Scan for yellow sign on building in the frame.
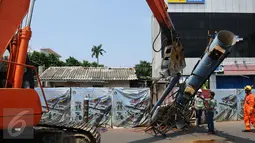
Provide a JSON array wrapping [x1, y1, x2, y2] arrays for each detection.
[[168, 0, 186, 3], [168, 0, 205, 3]]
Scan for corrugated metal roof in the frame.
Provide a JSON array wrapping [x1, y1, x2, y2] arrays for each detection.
[[39, 66, 138, 81]]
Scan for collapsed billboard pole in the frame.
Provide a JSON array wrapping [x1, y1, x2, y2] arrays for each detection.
[[177, 30, 237, 105], [146, 30, 237, 136]]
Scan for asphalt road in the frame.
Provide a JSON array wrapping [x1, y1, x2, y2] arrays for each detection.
[[100, 121, 255, 143]]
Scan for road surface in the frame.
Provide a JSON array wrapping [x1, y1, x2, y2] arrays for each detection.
[[100, 121, 255, 143]]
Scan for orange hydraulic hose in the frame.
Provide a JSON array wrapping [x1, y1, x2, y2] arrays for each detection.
[[13, 27, 31, 88], [5, 35, 19, 87]]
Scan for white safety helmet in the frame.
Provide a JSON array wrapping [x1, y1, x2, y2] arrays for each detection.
[[198, 89, 202, 93]]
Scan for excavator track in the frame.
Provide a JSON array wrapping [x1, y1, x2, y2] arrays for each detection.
[[1, 123, 100, 143], [33, 118, 101, 143], [0, 119, 101, 143], [34, 124, 101, 143]]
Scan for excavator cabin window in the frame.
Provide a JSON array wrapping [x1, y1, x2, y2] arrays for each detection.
[[0, 50, 10, 87]]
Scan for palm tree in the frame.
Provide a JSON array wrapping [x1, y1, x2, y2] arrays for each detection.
[[91, 44, 106, 65]]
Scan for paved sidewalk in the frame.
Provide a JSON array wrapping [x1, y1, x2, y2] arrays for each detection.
[[100, 121, 255, 143]]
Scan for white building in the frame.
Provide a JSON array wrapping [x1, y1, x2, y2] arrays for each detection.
[[152, 0, 255, 89], [40, 48, 61, 58], [28, 47, 61, 58]]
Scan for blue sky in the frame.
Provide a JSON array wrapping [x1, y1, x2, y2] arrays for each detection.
[[29, 0, 152, 67]]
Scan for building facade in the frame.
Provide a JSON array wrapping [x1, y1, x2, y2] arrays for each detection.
[[152, 0, 255, 89]]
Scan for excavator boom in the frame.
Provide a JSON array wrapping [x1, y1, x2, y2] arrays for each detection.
[[0, 0, 30, 58], [146, 0, 175, 41]]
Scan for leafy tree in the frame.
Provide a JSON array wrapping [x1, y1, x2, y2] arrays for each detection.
[[90, 62, 98, 67], [98, 64, 104, 67], [57, 60, 66, 66], [27, 49, 106, 69], [89, 62, 103, 67], [39, 53, 49, 67], [28, 51, 64, 69], [28, 51, 49, 68], [91, 44, 106, 64], [82, 60, 91, 67], [134, 60, 152, 80], [65, 56, 81, 66], [48, 53, 60, 67]]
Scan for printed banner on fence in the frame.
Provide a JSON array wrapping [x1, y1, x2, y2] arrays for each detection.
[[213, 89, 244, 121], [71, 87, 112, 126], [111, 88, 151, 127], [35, 87, 71, 122], [35, 87, 246, 126]]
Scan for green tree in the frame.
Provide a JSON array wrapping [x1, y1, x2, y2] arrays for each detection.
[[28, 51, 66, 69], [27, 50, 107, 68], [98, 64, 104, 67], [65, 56, 81, 66], [82, 60, 91, 67], [48, 53, 61, 67], [28, 51, 49, 68], [91, 44, 106, 64], [91, 62, 98, 67], [57, 60, 66, 66], [134, 60, 152, 80]]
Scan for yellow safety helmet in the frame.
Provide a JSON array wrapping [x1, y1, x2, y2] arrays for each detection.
[[244, 85, 252, 91]]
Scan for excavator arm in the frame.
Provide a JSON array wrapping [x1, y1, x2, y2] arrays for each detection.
[[0, 0, 30, 58], [146, 0, 175, 41], [146, 0, 186, 78]]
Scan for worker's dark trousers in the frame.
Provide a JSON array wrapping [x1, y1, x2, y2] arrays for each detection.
[[195, 109, 203, 126], [207, 111, 214, 132]]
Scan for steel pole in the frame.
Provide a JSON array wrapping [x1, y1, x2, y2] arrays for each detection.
[[150, 73, 181, 115], [26, 0, 36, 27], [180, 30, 237, 104]]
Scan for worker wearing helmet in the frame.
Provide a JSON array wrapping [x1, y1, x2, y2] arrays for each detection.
[[194, 89, 205, 127], [243, 85, 255, 132]]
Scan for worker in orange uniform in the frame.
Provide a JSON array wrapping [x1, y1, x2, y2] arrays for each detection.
[[242, 85, 255, 132]]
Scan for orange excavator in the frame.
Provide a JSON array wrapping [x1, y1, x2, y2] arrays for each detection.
[[0, 0, 180, 142]]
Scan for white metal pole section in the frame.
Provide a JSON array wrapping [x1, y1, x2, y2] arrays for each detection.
[[26, 0, 36, 27]]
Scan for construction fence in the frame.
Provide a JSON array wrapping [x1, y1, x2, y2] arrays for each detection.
[[35, 87, 246, 128], [35, 87, 151, 128], [163, 87, 245, 122]]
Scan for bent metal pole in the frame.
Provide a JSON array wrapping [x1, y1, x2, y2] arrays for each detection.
[[150, 73, 181, 115]]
